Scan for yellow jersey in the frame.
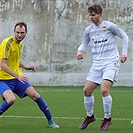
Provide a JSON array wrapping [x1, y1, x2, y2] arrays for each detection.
[[0, 36, 23, 80]]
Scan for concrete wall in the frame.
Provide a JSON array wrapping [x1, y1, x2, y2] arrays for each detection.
[[0, 0, 132, 86]]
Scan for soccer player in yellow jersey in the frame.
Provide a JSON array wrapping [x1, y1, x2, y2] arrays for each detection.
[[0, 22, 59, 128]]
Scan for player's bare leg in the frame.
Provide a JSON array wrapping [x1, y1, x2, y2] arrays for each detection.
[[0, 90, 16, 115]]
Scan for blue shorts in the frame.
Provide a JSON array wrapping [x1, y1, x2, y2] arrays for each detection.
[[0, 78, 31, 98]]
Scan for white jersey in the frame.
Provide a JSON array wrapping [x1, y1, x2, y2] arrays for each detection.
[[78, 21, 128, 63]]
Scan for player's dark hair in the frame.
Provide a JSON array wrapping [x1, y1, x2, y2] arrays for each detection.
[[88, 4, 102, 14], [14, 22, 27, 32]]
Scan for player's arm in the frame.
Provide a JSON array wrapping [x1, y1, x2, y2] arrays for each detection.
[[76, 43, 87, 60], [110, 23, 128, 63], [19, 62, 36, 72], [76, 27, 90, 60], [1, 58, 28, 83], [120, 54, 127, 63], [76, 42, 89, 60], [1, 58, 19, 78], [76, 50, 84, 60]]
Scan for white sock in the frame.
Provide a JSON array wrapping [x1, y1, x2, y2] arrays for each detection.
[[102, 95, 112, 119], [84, 95, 94, 117]]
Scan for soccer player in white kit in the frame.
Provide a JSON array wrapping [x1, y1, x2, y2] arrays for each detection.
[[76, 4, 128, 131]]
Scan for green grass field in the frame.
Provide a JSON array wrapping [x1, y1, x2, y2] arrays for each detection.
[[0, 86, 132, 133]]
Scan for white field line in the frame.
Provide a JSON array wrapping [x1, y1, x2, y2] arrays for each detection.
[[38, 89, 132, 93], [0, 115, 131, 121]]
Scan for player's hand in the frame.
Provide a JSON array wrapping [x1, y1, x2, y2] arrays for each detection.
[[76, 50, 84, 60], [25, 66, 36, 72], [17, 75, 29, 84], [120, 54, 127, 63]]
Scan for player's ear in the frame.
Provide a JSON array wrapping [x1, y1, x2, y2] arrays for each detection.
[[99, 13, 102, 17]]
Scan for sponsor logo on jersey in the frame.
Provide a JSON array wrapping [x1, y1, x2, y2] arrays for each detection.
[[93, 39, 107, 44]]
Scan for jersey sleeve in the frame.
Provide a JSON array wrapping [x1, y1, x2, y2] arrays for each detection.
[[78, 27, 90, 52], [0, 39, 8, 59], [109, 23, 128, 55]]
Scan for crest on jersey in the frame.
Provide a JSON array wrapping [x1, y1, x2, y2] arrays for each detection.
[[102, 26, 106, 31]]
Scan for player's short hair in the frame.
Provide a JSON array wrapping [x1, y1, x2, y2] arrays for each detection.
[[88, 4, 102, 14], [14, 22, 27, 32]]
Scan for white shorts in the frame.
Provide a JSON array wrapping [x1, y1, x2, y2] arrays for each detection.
[[86, 60, 120, 85]]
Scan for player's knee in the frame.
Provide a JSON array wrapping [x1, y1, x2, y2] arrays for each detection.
[[84, 88, 92, 96], [31, 92, 40, 101], [101, 89, 109, 96], [7, 96, 16, 105]]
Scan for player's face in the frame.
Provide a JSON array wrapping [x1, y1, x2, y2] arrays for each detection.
[[89, 11, 102, 25], [14, 26, 27, 43]]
